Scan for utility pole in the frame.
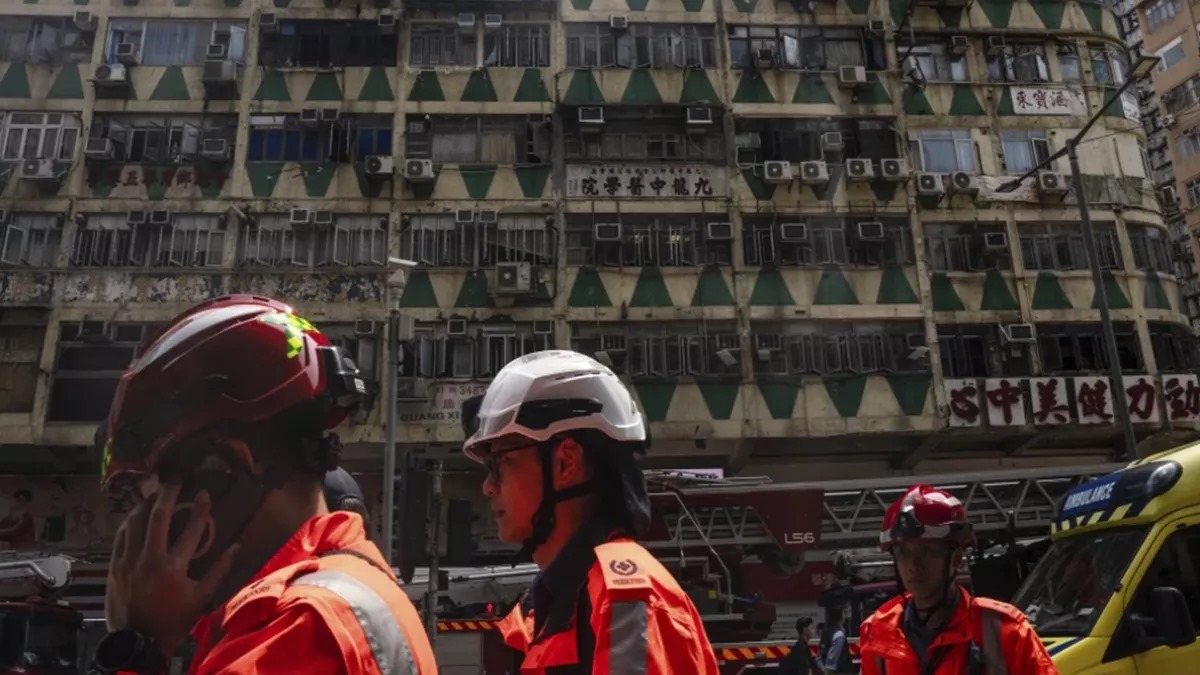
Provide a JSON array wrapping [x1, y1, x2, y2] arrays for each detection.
[[423, 459, 444, 644], [382, 311, 400, 564]]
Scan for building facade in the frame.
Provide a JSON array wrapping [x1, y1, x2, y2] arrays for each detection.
[[0, 0, 1194, 563]]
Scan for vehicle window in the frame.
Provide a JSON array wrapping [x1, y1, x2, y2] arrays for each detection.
[[0, 612, 27, 667], [1128, 524, 1200, 639]]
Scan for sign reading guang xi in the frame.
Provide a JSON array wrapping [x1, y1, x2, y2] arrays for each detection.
[[396, 382, 488, 425], [1010, 86, 1087, 116], [566, 165, 728, 199]]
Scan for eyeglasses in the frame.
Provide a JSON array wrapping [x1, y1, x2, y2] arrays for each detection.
[[483, 445, 535, 484]]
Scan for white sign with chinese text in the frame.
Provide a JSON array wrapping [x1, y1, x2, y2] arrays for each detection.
[[944, 379, 982, 427], [565, 165, 728, 199], [1122, 375, 1160, 424], [1120, 91, 1140, 122], [1029, 377, 1071, 425], [1162, 373, 1200, 423], [985, 378, 1027, 426], [1074, 376, 1114, 425], [1010, 86, 1087, 116], [397, 382, 488, 425]]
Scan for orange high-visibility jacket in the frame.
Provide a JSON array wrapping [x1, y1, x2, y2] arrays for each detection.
[[188, 512, 438, 675], [859, 587, 1059, 675], [498, 537, 720, 674]]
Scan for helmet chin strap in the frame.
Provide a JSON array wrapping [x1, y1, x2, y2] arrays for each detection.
[[514, 440, 596, 565], [910, 549, 959, 623]]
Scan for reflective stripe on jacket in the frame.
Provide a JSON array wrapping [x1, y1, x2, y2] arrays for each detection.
[[859, 587, 1059, 675], [497, 537, 720, 675], [188, 512, 438, 675]]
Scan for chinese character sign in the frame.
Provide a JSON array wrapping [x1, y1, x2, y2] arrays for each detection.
[[1011, 86, 1087, 116], [1123, 376, 1160, 424], [985, 378, 1027, 426], [945, 379, 982, 427], [397, 382, 488, 425], [1162, 374, 1200, 423], [1030, 377, 1071, 425], [1074, 377, 1113, 425], [565, 165, 728, 199]]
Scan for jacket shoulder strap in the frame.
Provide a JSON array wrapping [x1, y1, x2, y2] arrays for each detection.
[[593, 540, 653, 599]]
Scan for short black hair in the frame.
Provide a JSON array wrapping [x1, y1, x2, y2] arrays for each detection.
[[796, 617, 813, 633]]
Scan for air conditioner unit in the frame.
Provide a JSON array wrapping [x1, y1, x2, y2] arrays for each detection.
[[477, 209, 498, 224], [983, 232, 1008, 250], [299, 109, 320, 127], [377, 12, 397, 32], [1037, 171, 1068, 196], [846, 158, 875, 181], [484, 14, 503, 28], [986, 36, 1006, 55], [779, 222, 808, 242], [686, 107, 713, 126], [799, 160, 829, 185], [915, 172, 945, 197], [447, 318, 468, 336], [84, 138, 114, 161], [127, 210, 148, 225], [495, 262, 532, 293], [857, 221, 885, 241], [260, 13, 279, 32], [578, 107, 605, 126], [821, 132, 844, 152], [73, 11, 97, 31], [289, 208, 313, 226], [354, 320, 376, 336], [405, 159, 435, 182], [115, 43, 139, 66], [18, 159, 59, 182], [948, 171, 979, 196], [880, 158, 909, 182], [319, 109, 340, 123], [206, 43, 228, 60], [1001, 323, 1036, 344], [533, 320, 553, 335], [595, 223, 621, 241], [949, 35, 969, 56], [314, 211, 334, 227], [148, 210, 172, 226], [202, 60, 237, 83], [455, 209, 475, 224], [457, 13, 476, 31], [764, 160, 793, 184], [868, 19, 887, 33], [838, 65, 867, 88], [707, 222, 733, 240], [364, 155, 393, 176], [609, 15, 629, 30], [755, 47, 776, 69], [200, 138, 230, 161]]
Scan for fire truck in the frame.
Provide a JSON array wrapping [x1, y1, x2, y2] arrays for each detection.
[[0, 553, 85, 675]]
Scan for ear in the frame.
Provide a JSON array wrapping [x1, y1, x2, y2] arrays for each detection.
[[950, 547, 965, 571], [220, 439, 261, 477], [551, 437, 588, 489]]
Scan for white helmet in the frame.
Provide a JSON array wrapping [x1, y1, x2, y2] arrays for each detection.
[[462, 350, 647, 461]]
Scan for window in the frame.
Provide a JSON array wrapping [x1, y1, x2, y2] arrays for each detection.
[[1186, 177, 1200, 208], [899, 41, 967, 82], [410, 24, 476, 67], [106, 20, 246, 66], [1089, 44, 1127, 85], [939, 326, 995, 378], [261, 20, 396, 67], [246, 115, 392, 163], [484, 24, 550, 67], [572, 324, 744, 379], [564, 108, 724, 162], [72, 213, 223, 268], [1128, 225, 1171, 272], [727, 25, 884, 70], [1149, 324, 1200, 371], [987, 43, 1049, 83], [1, 113, 78, 162], [1058, 45, 1081, 82], [736, 118, 898, 165], [405, 115, 548, 165], [924, 223, 1011, 272], [1019, 223, 1121, 271], [89, 115, 236, 164], [910, 129, 977, 173], [1157, 37, 1187, 72], [48, 322, 160, 422], [1177, 130, 1200, 160], [0, 17, 93, 64], [322, 324, 380, 382], [1163, 76, 1200, 115], [1, 213, 62, 268], [240, 214, 386, 268], [1144, 0, 1180, 33], [404, 323, 552, 380], [565, 214, 732, 267], [330, 215, 386, 266], [742, 216, 913, 268], [0, 309, 46, 414], [746, 323, 927, 377], [1000, 130, 1051, 173], [1038, 322, 1141, 373], [565, 23, 716, 69], [404, 214, 554, 267], [1123, 524, 1200, 643]]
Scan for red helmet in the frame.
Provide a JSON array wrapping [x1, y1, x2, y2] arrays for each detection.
[[100, 295, 367, 495], [879, 484, 975, 552]]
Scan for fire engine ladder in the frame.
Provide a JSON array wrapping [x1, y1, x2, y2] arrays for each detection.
[[0, 552, 73, 597]]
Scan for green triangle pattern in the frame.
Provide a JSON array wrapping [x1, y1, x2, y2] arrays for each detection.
[[629, 267, 674, 307], [514, 68, 551, 102], [731, 0, 757, 10], [814, 268, 859, 305], [149, 66, 190, 100], [304, 71, 343, 100], [824, 376, 867, 418], [47, 65, 84, 99], [1031, 271, 1072, 310], [567, 267, 612, 307], [750, 268, 795, 306], [141, 166, 169, 200], [888, 0, 909, 23], [1080, 1, 1104, 30], [931, 272, 966, 311], [995, 87, 1015, 115], [981, 270, 1019, 310], [245, 163, 282, 197], [733, 71, 774, 103], [0, 64, 31, 98], [515, 165, 551, 198], [352, 163, 385, 200], [1144, 272, 1172, 310], [1092, 271, 1130, 309], [856, 72, 891, 104], [758, 382, 799, 419], [887, 375, 931, 416], [692, 267, 735, 306], [300, 163, 336, 198], [793, 72, 834, 104], [569, 0, 593, 8], [461, 70, 498, 102], [634, 383, 675, 422], [460, 165, 496, 199], [680, 70, 719, 104], [876, 266, 918, 304], [622, 69, 663, 105], [398, 269, 439, 308], [977, 0, 1014, 27], [1031, 0, 1065, 28], [741, 168, 776, 200], [562, 70, 604, 105], [197, 170, 225, 199], [680, 0, 705, 9], [949, 85, 986, 115], [357, 67, 394, 101], [870, 182, 899, 201], [902, 86, 935, 115], [409, 71, 445, 102], [936, 6, 965, 26], [699, 383, 739, 420], [455, 270, 492, 308], [626, 0, 648, 8], [254, 70, 290, 101], [844, 0, 870, 13]]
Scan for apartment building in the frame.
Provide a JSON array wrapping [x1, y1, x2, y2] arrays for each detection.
[[0, 0, 1191, 564]]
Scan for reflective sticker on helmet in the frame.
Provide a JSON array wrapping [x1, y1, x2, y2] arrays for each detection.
[[258, 311, 318, 359], [100, 438, 112, 485]]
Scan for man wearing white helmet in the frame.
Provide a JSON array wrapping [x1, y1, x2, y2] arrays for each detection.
[[462, 350, 719, 674]]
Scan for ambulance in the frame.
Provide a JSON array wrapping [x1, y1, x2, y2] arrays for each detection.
[[1013, 442, 1200, 674]]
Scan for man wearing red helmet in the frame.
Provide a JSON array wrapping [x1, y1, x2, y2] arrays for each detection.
[[90, 296, 437, 675], [858, 484, 1058, 675]]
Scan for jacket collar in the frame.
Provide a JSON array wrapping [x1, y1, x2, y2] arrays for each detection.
[[529, 519, 613, 642], [244, 511, 369, 585]]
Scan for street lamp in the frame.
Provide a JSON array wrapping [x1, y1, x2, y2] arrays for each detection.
[[996, 54, 1159, 461], [383, 257, 416, 566]]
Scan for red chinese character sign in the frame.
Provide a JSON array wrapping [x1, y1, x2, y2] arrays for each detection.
[[985, 378, 1026, 426], [1122, 376, 1160, 424], [944, 379, 982, 427], [1162, 374, 1200, 423], [1030, 377, 1071, 425], [1073, 377, 1113, 425]]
